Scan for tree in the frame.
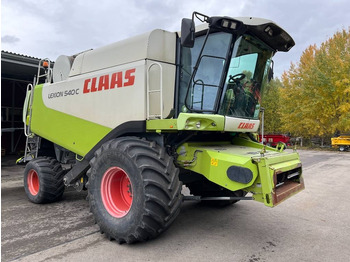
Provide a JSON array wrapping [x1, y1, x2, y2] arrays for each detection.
[[280, 28, 350, 140], [314, 29, 350, 133], [261, 78, 283, 134]]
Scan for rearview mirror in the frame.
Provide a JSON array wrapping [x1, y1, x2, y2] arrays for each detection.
[[268, 60, 274, 82], [181, 18, 195, 48]]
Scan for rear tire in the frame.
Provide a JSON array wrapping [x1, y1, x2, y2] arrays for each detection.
[[339, 146, 346, 152], [87, 137, 183, 243], [24, 157, 65, 203]]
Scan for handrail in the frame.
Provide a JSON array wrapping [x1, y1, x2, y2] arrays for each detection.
[[23, 58, 52, 137], [147, 62, 163, 119], [23, 83, 34, 137], [36, 58, 52, 85]]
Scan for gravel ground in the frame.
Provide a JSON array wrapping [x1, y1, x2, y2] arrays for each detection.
[[1, 149, 350, 262]]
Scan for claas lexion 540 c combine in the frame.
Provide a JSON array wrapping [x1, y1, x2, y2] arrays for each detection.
[[21, 12, 304, 243]]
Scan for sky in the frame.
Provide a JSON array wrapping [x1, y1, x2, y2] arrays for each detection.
[[1, 0, 349, 77]]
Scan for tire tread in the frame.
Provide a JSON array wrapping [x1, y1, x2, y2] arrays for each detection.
[[24, 157, 65, 204], [88, 137, 182, 243]]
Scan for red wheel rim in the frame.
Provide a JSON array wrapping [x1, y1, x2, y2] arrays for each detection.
[[101, 167, 133, 218], [27, 169, 39, 196]]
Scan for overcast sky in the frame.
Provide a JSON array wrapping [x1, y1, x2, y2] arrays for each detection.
[[1, 0, 349, 77]]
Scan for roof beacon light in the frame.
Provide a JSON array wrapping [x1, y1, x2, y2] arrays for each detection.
[[42, 61, 49, 68]]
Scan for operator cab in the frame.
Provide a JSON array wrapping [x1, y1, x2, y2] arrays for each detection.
[[177, 12, 294, 120]]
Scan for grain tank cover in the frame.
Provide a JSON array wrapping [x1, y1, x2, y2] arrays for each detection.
[[69, 29, 176, 77], [53, 55, 74, 82]]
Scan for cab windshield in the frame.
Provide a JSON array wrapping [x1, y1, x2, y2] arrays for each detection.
[[179, 32, 274, 119]]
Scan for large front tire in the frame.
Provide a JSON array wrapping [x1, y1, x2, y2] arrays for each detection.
[[87, 137, 183, 243], [24, 157, 65, 203]]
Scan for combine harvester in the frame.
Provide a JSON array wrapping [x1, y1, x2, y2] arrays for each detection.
[[22, 12, 304, 243]]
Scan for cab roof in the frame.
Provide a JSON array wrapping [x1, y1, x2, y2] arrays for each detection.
[[192, 16, 295, 52]]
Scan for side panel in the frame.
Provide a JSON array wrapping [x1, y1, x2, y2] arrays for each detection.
[[224, 116, 260, 132], [31, 85, 112, 156], [177, 142, 259, 191], [31, 60, 148, 156], [42, 60, 147, 129]]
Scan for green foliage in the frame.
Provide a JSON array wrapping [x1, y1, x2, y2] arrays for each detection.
[[261, 78, 283, 134], [276, 28, 350, 138]]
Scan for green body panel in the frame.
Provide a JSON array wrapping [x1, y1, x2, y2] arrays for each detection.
[[31, 84, 112, 157], [177, 137, 304, 207], [146, 113, 225, 131], [249, 153, 303, 206], [177, 141, 259, 190], [146, 119, 178, 132]]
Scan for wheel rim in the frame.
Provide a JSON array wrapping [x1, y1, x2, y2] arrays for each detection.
[[101, 167, 133, 218], [27, 169, 39, 196]]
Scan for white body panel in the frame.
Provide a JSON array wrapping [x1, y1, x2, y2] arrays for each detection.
[[53, 55, 74, 82], [69, 29, 176, 77], [224, 116, 260, 132], [44, 29, 177, 128], [43, 61, 146, 129]]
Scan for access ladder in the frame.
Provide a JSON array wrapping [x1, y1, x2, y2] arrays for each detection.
[[22, 59, 52, 163]]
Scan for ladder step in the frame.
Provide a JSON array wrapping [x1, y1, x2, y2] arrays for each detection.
[[24, 135, 41, 163]]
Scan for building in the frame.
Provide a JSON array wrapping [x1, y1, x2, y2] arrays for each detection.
[[1, 51, 52, 155]]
